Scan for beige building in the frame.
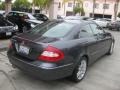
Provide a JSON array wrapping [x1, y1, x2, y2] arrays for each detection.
[[57, 0, 120, 19]]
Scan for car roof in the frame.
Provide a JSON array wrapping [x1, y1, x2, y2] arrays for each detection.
[[65, 16, 90, 20], [34, 13, 45, 15], [53, 19, 94, 26], [9, 11, 36, 20], [8, 11, 32, 15], [26, 19, 43, 24], [9, 11, 27, 13], [27, 13, 36, 20]]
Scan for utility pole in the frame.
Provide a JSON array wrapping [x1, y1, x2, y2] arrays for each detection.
[[64, 3, 66, 15], [92, 0, 96, 18], [114, 0, 120, 20], [103, 0, 107, 18], [73, 0, 76, 15]]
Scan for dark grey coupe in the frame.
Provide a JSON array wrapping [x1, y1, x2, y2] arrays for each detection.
[[7, 20, 115, 82]]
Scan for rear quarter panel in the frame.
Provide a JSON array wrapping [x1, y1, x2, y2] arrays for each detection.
[[49, 38, 92, 67]]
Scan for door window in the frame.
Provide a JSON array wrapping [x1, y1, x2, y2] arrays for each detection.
[[78, 25, 94, 38], [90, 24, 104, 35]]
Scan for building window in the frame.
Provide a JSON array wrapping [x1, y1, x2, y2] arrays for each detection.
[[58, 2, 61, 8], [103, 4, 109, 9], [68, 2, 72, 7], [94, 3, 99, 9]]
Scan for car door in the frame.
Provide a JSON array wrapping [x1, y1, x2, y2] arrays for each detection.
[[77, 24, 99, 64], [90, 23, 112, 57]]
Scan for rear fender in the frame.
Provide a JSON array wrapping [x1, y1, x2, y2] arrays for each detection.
[[73, 51, 87, 68]]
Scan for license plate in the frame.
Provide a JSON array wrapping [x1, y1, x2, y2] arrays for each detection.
[[6, 32, 12, 36], [19, 45, 30, 55]]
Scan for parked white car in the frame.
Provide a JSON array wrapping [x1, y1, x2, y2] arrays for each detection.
[[93, 18, 111, 28], [26, 19, 43, 28]]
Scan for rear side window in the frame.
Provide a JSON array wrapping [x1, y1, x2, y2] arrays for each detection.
[[13, 12, 18, 16], [79, 25, 94, 38], [30, 21, 76, 38], [19, 13, 24, 17], [8, 12, 19, 17], [90, 24, 104, 35]]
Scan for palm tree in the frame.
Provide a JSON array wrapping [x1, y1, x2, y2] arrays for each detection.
[[103, 0, 107, 18], [73, 0, 76, 15], [92, 0, 96, 18], [114, 0, 120, 20], [13, 0, 30, 11], [76, 0, 84, 15], [32, 0, 52, 14], [63, 0, 83, 15], [0, 1, 5, 10], [5, 0, 12, 14]]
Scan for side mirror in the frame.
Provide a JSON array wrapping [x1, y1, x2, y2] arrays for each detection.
[[97, 26, 103, 30]]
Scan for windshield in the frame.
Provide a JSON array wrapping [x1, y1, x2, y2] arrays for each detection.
[[0, 16, 12, 26], [27, 13, 36, 20], [29, 21, 76, 38]]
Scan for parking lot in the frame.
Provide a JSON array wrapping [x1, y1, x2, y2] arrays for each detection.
[[0, 30, 120, 90], [0, 39, 9, 51]]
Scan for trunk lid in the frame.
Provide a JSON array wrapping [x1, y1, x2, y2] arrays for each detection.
[[12, 33, 60, 61]]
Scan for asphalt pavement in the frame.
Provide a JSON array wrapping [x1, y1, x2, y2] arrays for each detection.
[[0, 30, 120, 90], [0, 39, 9, 51]]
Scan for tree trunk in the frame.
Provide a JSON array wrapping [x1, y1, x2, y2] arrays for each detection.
[[103, 0, 107, 18], [5, 0, 12, 15], [92, 0, 95, 18], [49, 0, 59, 19], [114, 0, 120, 20], [32, 3, 35, 14], [73, 0, 76, 15]]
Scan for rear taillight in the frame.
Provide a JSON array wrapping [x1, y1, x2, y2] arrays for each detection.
[[38, 46, 64, 62]]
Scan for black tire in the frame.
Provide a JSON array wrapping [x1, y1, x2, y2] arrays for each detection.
[[70, 57, 87, 82], [107, 42, 114, 55]]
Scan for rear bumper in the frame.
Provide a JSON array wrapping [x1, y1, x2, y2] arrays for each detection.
[[7, 52, 74, 80]]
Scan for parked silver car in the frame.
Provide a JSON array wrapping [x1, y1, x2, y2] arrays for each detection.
[[0, 14, 17, 37]]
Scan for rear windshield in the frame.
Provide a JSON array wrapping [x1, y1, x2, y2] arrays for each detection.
[[29, 21, 75, 38], [0, 17, 12, 26]]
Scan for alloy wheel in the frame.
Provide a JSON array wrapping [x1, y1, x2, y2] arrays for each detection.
[[77, 59, 87, 80]]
